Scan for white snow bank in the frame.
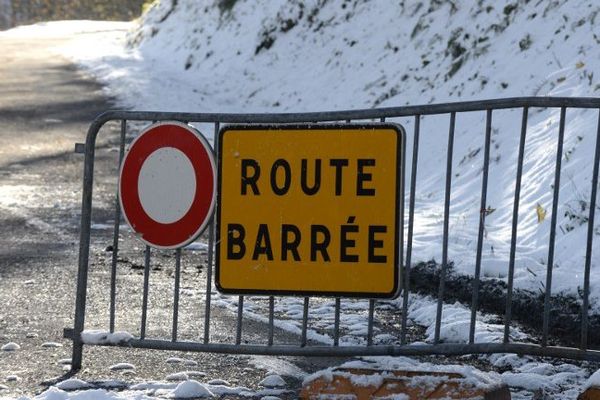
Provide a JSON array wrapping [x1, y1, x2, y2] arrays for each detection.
[[169, 380, 214, 398], [166, 371, 205, 381], [583, 369, 600, 390], [36, 387, 70, 400], [41, 342, 63, 348], [109, 363, 135, 371], [41, 388, 115, 400], [185, 242, 208, 251], [206, 379, 229, 386], [250, 356, 308, 379], [13, 379, 283, 400], [55, 378, 92, 391], [408, 295, 526, 344], [129, 382, 176, 391], [258, 374, 286, 388], [501, 372, 557, 392], [208, 384, 255, 397], [91, 223, 112, 230], [1, 342, 20, 351], [81, 330, 133, 345], [166, 372, 189, 382]]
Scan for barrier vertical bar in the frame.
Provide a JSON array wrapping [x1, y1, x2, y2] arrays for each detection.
[[334, 298, 341, 346], [140, 246, 151, 339], [172, 248, 181, 342], [581, 109, 600, 349], [401, 114, 420, 344], [542, 107, 566, 347], [504, 107, 529, 343], [301, 297, 309, 347], [470, 110, 492, 344], [109, 119, 127, 333], [434, 112, 456, 344], [204, 122, 220, 344], [236, 296, 244, 345], [367, 299, 375, 346], [71, 120, 101, 371], [268, 296, 275, 346]]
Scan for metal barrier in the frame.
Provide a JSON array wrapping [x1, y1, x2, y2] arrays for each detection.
[[66, 97, 600, 370]]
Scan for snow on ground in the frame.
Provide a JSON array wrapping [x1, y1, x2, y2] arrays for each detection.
[[109, 363, 135, 372], [212, 290, 595, 397], [168, 380, 213, 398], [6, 377, 293, 400], [0, 343, 20, 352], [213, 290, 526, 346], [249, 356, 307, 380], [258, 375, 286, 388]]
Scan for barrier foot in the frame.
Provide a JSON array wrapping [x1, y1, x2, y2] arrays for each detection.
[[64, 327, 83, 372]]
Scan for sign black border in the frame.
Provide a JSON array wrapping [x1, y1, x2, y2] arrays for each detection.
[[215, 123, 405, 299]]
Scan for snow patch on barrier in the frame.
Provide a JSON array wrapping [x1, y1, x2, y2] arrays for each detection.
[[81, 330, 133, 345]]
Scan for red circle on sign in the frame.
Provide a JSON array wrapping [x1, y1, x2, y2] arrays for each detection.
[[119, 121, 216, 249]]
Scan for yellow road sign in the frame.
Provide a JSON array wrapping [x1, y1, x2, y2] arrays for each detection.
[[216, 124, 404, 298]]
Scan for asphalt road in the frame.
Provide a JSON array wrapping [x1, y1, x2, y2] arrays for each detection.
[[0, 26, 343, 398]]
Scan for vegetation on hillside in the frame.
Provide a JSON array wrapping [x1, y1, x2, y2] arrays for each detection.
[[0, 0, 148, 29]]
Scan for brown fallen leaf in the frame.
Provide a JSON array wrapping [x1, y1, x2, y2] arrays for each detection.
[[536, 203, 547, 223]]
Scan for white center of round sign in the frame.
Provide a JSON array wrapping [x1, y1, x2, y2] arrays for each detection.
[[138, 147, 196, 224]]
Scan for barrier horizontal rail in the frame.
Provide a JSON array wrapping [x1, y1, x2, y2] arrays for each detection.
[[62, 327, 600, 361], [68, 96, 600, 370], [87, 97, 600, 127]]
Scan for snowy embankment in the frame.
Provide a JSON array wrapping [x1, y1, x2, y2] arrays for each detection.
[[53, 0, 600, 309]]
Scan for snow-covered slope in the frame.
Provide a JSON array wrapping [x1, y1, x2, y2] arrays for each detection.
[[60, 0, 600, 307], [128, 0, 599, 110]]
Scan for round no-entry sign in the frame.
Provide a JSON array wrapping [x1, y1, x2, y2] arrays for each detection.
[[119, 121, 216, 249]]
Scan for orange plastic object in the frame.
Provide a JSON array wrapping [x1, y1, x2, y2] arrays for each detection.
[[300, 367, 511, 399], [579, 387, 600, 399]]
